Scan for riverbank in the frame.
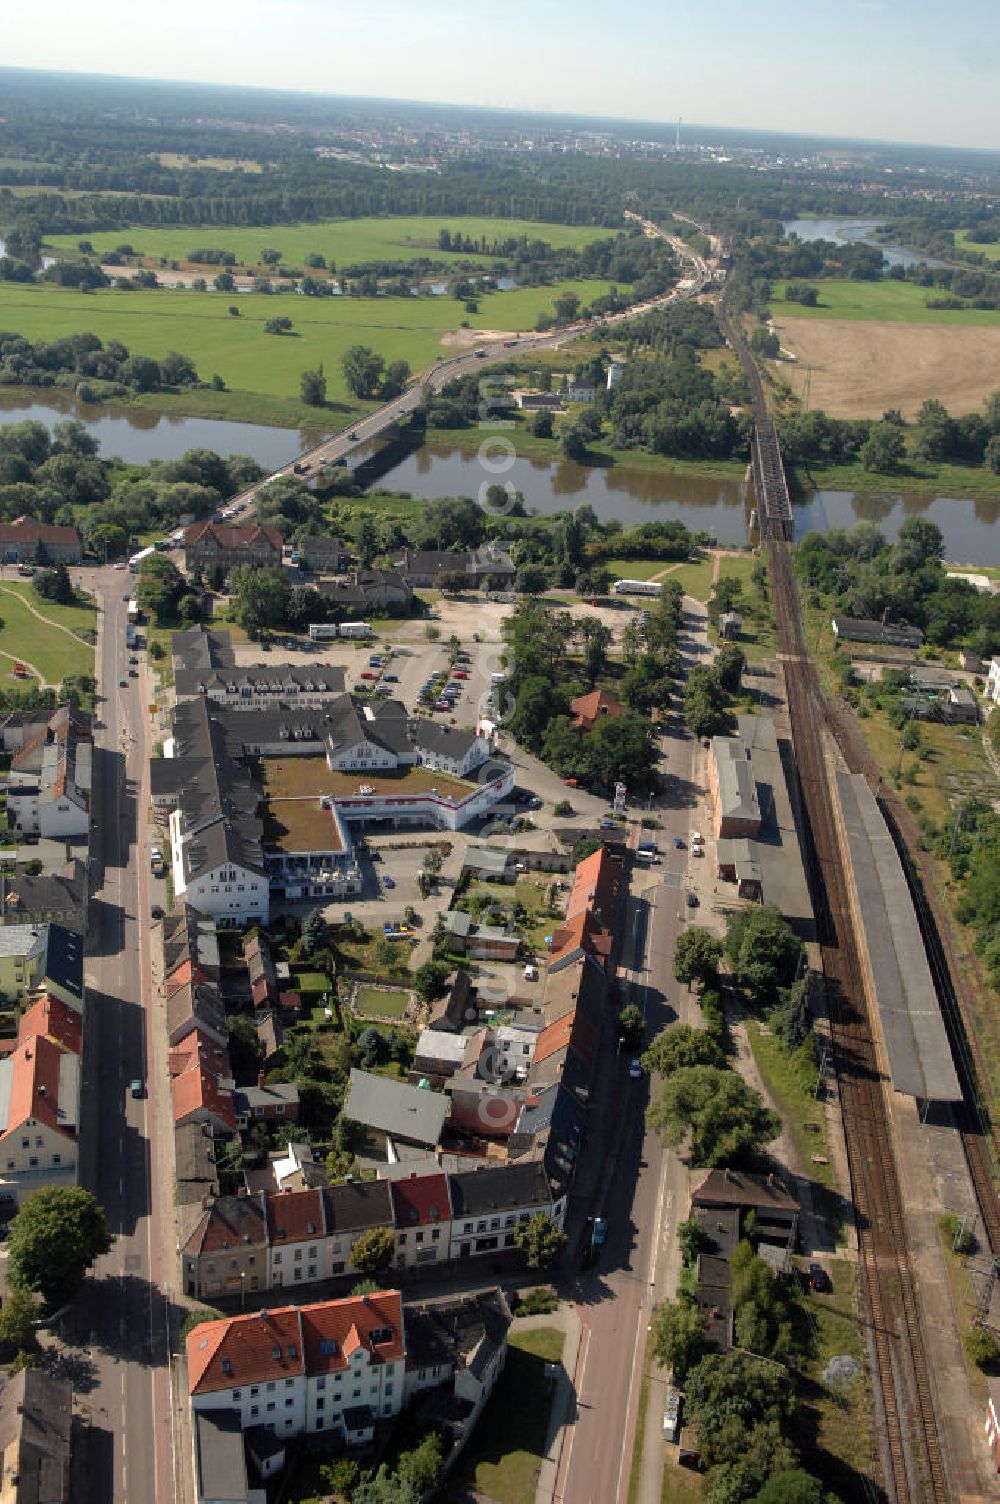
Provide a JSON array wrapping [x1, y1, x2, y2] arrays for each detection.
[[789, 456, 1000, 500], [423, 422, 747, 482]]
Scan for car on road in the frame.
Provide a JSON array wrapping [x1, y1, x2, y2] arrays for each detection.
[[808, 1262, 831, 1293], [349, 431, 359, 440], [685, 891, 699, 908], [118, 677, 127, 688], [383, 673, 398, 682], [528, 796, 542, 809], [592, 1216, 608, 1247], [434, 699, 451, 712], [129, 1079, 144, 1099], [113, 561, 126, 570], [673, 837, 686, 850], [563, 777, 579, 788], [151, 905, 164, 921], [629, 1059, 643, 1080], [452, 670, 468, 680], [691, 831, 704, 845], [360, 670, 377, 680], [382, 875, 395, 890]]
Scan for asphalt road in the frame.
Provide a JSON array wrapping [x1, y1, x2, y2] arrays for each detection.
[[68, 567, 174, 1504], [554, 683, 702, 1504]]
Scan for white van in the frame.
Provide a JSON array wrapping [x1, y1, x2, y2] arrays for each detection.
[[491, 672, 507, 685]]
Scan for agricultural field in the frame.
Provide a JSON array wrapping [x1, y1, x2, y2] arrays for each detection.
[[43, 215, 616, 272], [0, 582, 95, 685], [0, 276, 619, 424], [770, 286, 1000, 420]]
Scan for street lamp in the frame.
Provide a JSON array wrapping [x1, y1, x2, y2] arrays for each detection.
[[240, 1271, 247, 1310]]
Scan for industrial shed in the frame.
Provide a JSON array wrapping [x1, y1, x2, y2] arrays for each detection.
[[834, 772, 961, 1103]]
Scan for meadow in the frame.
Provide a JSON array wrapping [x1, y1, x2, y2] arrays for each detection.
[[0, 275, 619, 423], [0, 583, 95, 685], [954, 229, 1000, 263], [771, 278, 1000, 326], [43, 214, 616, 272]]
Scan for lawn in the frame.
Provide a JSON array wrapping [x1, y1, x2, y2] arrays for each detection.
[[43, 215, 616, 272], [606, 558, 673, 581], [290, 970, 333, 995], [955, 229, 1000, 263], [458, 1326, 564, 1504], [355, 986, 409, 1019], [795, 1259, 873, 1498], [0, 275, 620, 426], [771, 278, 1000, 326], [0, 584, 95, 684], [745, 1022, 833, 1191], [331, 928, 413, 981], [666, 557, 717, 602]]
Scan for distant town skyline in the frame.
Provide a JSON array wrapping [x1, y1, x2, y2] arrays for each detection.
[[4, 0, 998, 153]]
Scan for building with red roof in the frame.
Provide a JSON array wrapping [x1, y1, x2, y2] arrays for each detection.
[[184, 521, 282, 581], [390, 1172, 452, 1271], [569, 689, 626, 733], [169, 1028, 237, 1136], [186, 1291, 405, 1448], [0, 516, 82, 565], [0, 989, 82, 1207]]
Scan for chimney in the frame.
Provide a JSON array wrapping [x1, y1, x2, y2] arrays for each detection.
[[257, 1072, 266, 1089]]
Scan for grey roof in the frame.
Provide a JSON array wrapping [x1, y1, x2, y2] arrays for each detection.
[[0, 923, 47, 962], [716, 838, 762, 883], [344, 1068, 448, 1147], [163, 905, 220, 978], [831, 615, 923, 646], [194, 1408, 251, 1504], [174, 1122, 220, 1204], [0, 1367, 72, 1504], [322, 1177, 394, 1232], [442, 909, 472, 938], [463, 846, 512, 876], [235, 1082, 300, 1112], [167, 981, 228, 1045], [449, 1160, 553, 1217], [150, 758, 190, 797], [692, 1168, 798, 1214], [0, 860, 87, 924], [835, 772, 961, 1101], [404, 1288, 511, 1379], [711, 735, 760, 823]]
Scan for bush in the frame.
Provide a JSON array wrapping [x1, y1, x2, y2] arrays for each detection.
[[966, 1325, 1000, 1370], [516, 1285, 558, 1315]]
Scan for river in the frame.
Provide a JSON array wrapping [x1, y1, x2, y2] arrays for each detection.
[[780, 217, 949, 272], [2, 390, 1000, 562]]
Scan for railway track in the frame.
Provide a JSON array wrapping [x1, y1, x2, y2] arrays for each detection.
[[716, 293, 950, 1498]]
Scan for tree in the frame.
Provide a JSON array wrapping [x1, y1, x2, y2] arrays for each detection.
[[724, 906, 803, 1008], [302, 911, 329, 957], [581, 619, 612, 684], [381, 359, 410, 398], [677, 1217, 711, 1266], [674, 928, 723, 991], [752, 1470, 825, 1504], [413, 960, 450, 1003], [319, 1456, 359, 1500], [516, 563, 549, 596], [643, 1024, 724, 1077], [647, 1065, 780, 1166], [985, 435, 1000, 475], [300, 366, 326, 406], [135, 554, 186, 626], [618, 1003, 645, 1050], [684, 665, 730, 739], [554, 291, 581, 324], [650, 1297, 712, 1382], [264, 316, 293, 336], [560, 424, 589, 462], [0, 1283, 40, 1347], [32, 564, 74, 606], [229, 565, 291, 636], [87, 522, 128, 563], [531, 410, 554, 439], [8, 1186, 113, 1306], [342, 345, 385, 399], [350, 1226, 395, 1276], [398, 1432, 444, 1496], [750, 327, 780, 358], [715, 643, 746, 695], [260, 247, 283, 266], [514, 1212, 568, 1268], [860, 422, 906, 473]]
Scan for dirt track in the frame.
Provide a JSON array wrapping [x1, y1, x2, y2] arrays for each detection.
[[772, 315, 1000, 419]]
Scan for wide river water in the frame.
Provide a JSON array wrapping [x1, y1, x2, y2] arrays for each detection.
[[780, 218, 949, 272], [2, 389, 1000, 563]]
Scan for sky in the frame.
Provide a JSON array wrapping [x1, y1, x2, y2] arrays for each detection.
[[3, 0, 998, 152]]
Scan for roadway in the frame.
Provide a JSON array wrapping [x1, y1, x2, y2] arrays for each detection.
[[555, 614, 708, 1504], [64, 566, 175, 1504]]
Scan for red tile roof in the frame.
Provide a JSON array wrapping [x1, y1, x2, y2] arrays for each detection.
[[549, 910, 612, 967], [187, 1291, 404, 1394], [184, 521, 282, 554], [0, 517, 81, 548], [265, 1188, 326, 1245], [565, 847, 620, 924], [534, 1012, 576, 1065], [1, 1032, 76, 1142], [389, 1172, 452, 1230], [18, 993, 82, 1055], [569, 689, 626, 731], [169, 1029, 236, 1133]]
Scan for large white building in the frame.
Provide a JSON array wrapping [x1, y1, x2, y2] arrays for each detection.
[[4, 709, 91, 839], [987, 657, 1000, 706]]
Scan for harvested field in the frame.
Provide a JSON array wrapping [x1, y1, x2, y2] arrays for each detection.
[[772, 315, 1000, 419]]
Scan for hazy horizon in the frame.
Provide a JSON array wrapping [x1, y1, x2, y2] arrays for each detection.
[[2, 0, 998, 154]]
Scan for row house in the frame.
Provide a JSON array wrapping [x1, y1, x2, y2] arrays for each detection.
[[5, 708, 91, 840], [182, 1182, 395, 1300], [0, 992, 82, 1208]]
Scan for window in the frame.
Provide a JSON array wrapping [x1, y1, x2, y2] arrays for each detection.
[[273, 1252, 282, 1264], [398, 1233, 406, 1246], [285, 1379, 294, 1389], [463, 1221, 472, 1233], [29, 1157, 37, 1168], [250, 1387, 259, 1397], [35, 1136, 42, 1148], [266, 1402, 275, 1413], [353, 1388, 361, 1400], [385, 1382, 393, 1396], [231, 1390, 241, 1401], [294, 1249, 302, 1262], [266, 1383, 276, 1393], [285, 1397, 293, 1408], [316, 1397, 325, 1410], [316, 1375, 327, 1390], [431, 1228, 440, 1242], [5, 1161, 13, 1171], [52, 1154, 61, 1166], [250, 1405, 259, 1418], [20, 1139, 28, 1150], [415, 1231, 424, 1245]]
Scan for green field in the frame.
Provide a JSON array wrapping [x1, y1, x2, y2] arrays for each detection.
[[43, 215, 615, 271], [666, 556, 717, 601], [772, 278, 1000, 325], [955, 229, 1000, 263], [355, 986, 409, 1019], [0, 584, 95, 685], [605, 558, 671, 580], [0, 276, 619, 422]]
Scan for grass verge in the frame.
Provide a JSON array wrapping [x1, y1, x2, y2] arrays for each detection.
[[795, 1259, 873, 1498], [745, 1022, 833, 1190]]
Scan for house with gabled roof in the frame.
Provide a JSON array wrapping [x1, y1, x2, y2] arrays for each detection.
[[170, 1029, 237, 1136], [390, 1172, 452, 1271], [184, 521, 283, 581], [186, 1291, 405, 1447], [0, 991, 82, 1206]]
